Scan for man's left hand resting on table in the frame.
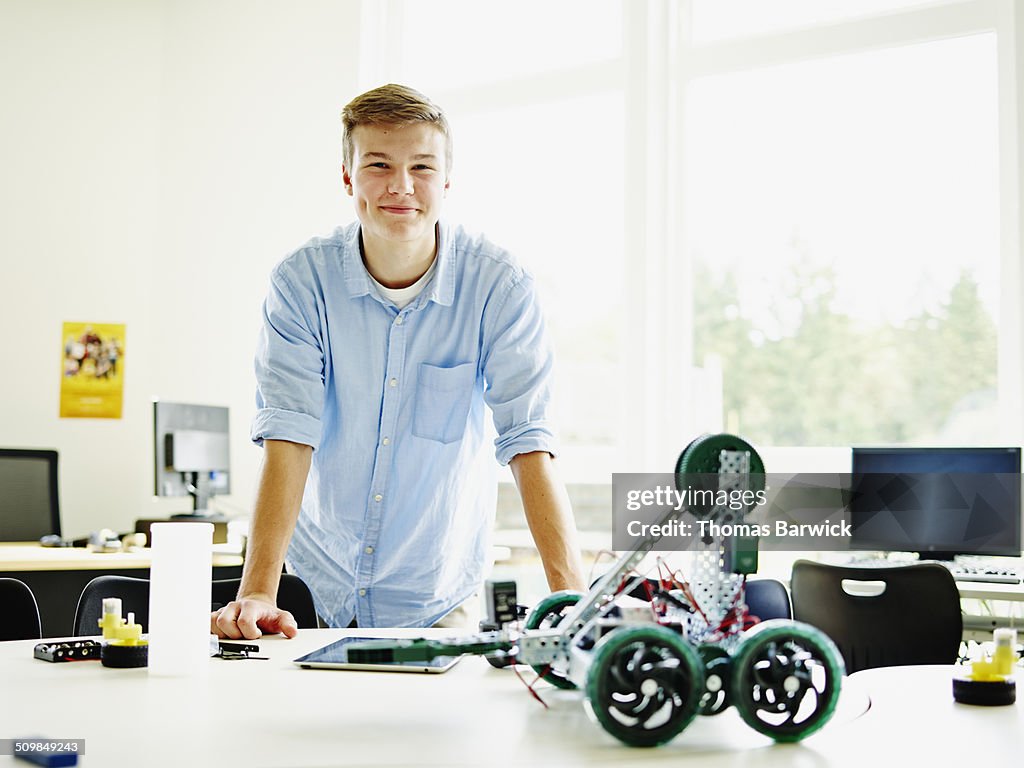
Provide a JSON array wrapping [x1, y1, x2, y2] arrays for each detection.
[[211, 594, 298, 640]]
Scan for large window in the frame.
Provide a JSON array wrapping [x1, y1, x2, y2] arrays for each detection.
[[686, 32, 1000, 446], [361, 0, 1023, 484]]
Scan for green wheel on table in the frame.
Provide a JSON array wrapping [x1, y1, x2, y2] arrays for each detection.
[[523, 590, 584, 689], [585, 625, 704, 747], [730, 619, 844, 742], [697, 643, 732, 716]]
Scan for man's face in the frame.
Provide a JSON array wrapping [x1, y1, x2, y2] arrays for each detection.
[[343, 122, 449, 252]]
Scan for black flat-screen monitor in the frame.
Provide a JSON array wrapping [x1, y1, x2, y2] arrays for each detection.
[[153, 401, 230, 515], [850, 447, 1021, 560], [0, 449, 61, 541]]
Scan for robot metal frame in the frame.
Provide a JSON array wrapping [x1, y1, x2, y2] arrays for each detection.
[[348, 433, 845, 748]]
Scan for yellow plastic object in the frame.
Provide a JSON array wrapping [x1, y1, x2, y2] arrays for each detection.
[[98, 597, 146, 646], [967, 628, 1018, 682]]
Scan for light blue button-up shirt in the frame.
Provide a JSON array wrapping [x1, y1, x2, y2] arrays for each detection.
[[251, 221, 558, 627]]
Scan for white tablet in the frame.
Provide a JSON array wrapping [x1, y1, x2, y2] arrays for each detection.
[[293, 636, 461, 674]]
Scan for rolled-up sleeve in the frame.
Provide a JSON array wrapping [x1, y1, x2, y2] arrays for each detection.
[[482, 271, 560, 465], [251, 264, 326, 450]]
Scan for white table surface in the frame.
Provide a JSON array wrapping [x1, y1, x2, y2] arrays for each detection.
[[0, 630, 1017, 767]]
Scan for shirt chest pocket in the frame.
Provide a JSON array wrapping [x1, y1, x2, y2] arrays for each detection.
[[413, 362, 476, 444]]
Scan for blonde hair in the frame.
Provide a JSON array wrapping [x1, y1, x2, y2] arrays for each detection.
[[341, 84, 452, 172]]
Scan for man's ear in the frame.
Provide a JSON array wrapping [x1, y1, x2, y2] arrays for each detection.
[[342, 166, 354, 195], [443, 176, 450, 197]]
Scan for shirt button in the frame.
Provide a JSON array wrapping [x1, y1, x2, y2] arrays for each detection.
[[365, 546, 374, 555], [358, 588, 367, 597], [374, 494, 383, 502], [389, 378, 397, 387], [382, 437, 390, 446], [395, 316, 404, 325]]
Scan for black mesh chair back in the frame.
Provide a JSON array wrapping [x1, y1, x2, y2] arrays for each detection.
[[790, 559, 962, 673], [74, 575, 150, 636], [0, 578, 42, 641], [74, 573, 317, 636]]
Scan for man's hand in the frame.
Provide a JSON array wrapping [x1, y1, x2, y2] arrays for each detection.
[[211, 596, 298, 640]]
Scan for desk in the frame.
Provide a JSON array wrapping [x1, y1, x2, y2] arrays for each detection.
[[955, 580, 1024, 602], [2, 630, 1015, 767], [839, 665, 1023, 761], [0, 544, 244, 637], [952, 581, 1024, 641]]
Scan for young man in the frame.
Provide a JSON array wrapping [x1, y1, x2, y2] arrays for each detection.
[[212, 84, 586, 638]]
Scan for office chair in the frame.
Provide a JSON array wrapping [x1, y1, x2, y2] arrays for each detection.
[[588, 575, 791, 621], [744, 577, 792, 621], [73, 575, 150, 636], [790, 559, 962, 674], [0, 578, 43, 641], [74, 573, 317, 636]]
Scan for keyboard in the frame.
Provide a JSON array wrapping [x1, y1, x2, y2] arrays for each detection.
[[943, 563, 1022, 584], [844, 558, 1022, 584]]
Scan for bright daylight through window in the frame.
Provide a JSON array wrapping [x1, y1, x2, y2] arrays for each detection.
[[687, 33, 999, 446]]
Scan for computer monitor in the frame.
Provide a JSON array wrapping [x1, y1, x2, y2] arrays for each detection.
[[153, 401, 230, 516], [850, 447, 1022, 560], [0, 449, 61, 541]]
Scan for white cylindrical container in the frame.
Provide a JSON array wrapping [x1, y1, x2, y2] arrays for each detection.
[[148, 522, 214, 677]]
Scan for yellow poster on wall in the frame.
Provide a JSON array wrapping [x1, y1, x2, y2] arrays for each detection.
[[59, 322, 126, 419]]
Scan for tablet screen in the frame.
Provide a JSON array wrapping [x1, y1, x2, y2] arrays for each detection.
[[294, 636, 461, 673]]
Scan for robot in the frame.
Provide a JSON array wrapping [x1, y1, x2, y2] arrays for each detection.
[[347, 433, 845, 747]]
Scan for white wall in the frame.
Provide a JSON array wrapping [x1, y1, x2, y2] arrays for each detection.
[[0, 0, 362, 537]]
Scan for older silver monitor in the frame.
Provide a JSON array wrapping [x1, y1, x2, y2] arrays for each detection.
[[153, 401, 230, 516]]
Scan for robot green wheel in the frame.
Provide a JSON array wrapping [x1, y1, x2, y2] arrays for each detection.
[[524, 590, 584, 689], [697, 644, 732, 716], [730, 620, 844, 742], [585, 625, 704, 747]]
